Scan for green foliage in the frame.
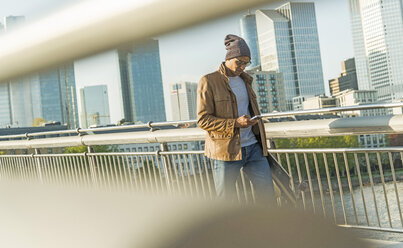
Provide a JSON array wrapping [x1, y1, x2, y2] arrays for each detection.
[[275, 136, 358, 149], [32, 117, 46, 127], [64, 145, 112, 153], [274, 136, 359, 178]]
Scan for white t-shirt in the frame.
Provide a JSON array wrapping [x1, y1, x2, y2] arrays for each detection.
[[228, 76, 257, 147]]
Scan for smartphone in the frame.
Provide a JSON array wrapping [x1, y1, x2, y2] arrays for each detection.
[[251, 115, 261, 120]]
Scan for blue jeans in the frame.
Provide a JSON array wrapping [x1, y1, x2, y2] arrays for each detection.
[[213, 143, 274, 203]]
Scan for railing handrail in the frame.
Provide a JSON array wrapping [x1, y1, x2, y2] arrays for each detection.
[[0, 114, 402, 149], [0, 102, 402, 141]]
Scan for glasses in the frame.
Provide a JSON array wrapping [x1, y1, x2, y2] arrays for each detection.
[[235, 58, 251, 67]]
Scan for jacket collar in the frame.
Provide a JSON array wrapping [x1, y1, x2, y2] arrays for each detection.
[[218, 62, 253, 85]]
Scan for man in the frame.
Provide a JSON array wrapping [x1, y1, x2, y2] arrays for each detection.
[[197, 34, 274, 202]]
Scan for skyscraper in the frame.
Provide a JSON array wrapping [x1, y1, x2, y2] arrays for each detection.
[[8, 76, 41, 127], [348, 0, 403, 102], [0, 15, 79, 128], [256, 3, 325, 110], [0, 22, 4, 35], [4, 15, 25, 31], [170, 82, 198, 121], [0, 83, 11, 127], [58, 64, 79, 128], [8, 65, 79, 128], [80, 85, 110, 128], [240, 11, 260, 69], [118, 39, 166, 123]]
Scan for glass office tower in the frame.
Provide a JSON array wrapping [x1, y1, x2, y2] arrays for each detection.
[[348, 0, 403, 102], [38, 70, 64, 123], [256, 2, 325, 110], [0, 22, 4, 35], [0, 83, 11, 127], [80, 85, 110, 128], [1, 15, 79, 128], [3, 15, 25, 31], [9, 76, 41, 127], [240, 12, 260, 69], [170, 82, 198, 121], [118, 39, 166, 123], [7, 65, 78, 128], [58, 64, 79, 128]]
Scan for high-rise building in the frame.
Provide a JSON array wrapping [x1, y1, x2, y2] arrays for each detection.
[[247, 69, 286, 113], [80, 85, 110, 128], [8, 76, 41, 127], [0, 22, 4, 35], [0, 16, 79, 128], [348, 0, 403, 102], [170, 82, 198, 121], [240, 11, 260, 69], [256, 3, 325, 110], [8, 65, 79, 128], [118, 39, 166, 123], [58, 64, 79, 128], [0, 83, 12, 127], [4, 15, 25, 31], [329, 58, 358, 95]]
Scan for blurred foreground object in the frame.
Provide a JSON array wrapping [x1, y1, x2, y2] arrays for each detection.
[[0, 182, 364, 248], [0, 0, 272, 82]]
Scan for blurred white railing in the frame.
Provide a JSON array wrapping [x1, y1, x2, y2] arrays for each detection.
[[0, 0, 272, 82], [0, 103, 403, 149]]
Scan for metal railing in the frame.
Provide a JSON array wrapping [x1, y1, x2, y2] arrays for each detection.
[[0, 102, 403, 142], [0, 103, 403, 150], [0, 107, 402, 233], [269, 147, 403, 233], [1, 145, 402, 233]]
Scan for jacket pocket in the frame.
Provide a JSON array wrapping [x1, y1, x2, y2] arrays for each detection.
[[209, 131, 233, 140], [214, 95, 233, 118]]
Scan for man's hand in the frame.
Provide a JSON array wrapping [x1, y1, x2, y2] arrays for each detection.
[[235, 115, 258, 128]]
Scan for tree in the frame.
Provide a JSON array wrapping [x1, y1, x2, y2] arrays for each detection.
[[64, 145, 112, 153], [275, 136, 358, 149], [32, 118, 46, 127], [274, 136, 359, 178], [387, 134, 403, 146]]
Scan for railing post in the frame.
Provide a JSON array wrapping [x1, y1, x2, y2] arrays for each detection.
[[34, 148, 44, 184], [160, 143, 172, 194], [87, 146, 98, 188]]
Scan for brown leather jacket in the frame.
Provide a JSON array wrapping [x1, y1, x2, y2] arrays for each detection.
[[197, 63, 268, 161]]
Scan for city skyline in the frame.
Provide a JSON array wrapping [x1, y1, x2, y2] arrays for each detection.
[[0, 0, 355, 124]]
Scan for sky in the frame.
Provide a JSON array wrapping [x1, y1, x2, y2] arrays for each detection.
[[0, 0, 354, 123]]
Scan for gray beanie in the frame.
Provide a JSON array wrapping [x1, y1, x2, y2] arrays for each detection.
[[224, 34, 251, 60]]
